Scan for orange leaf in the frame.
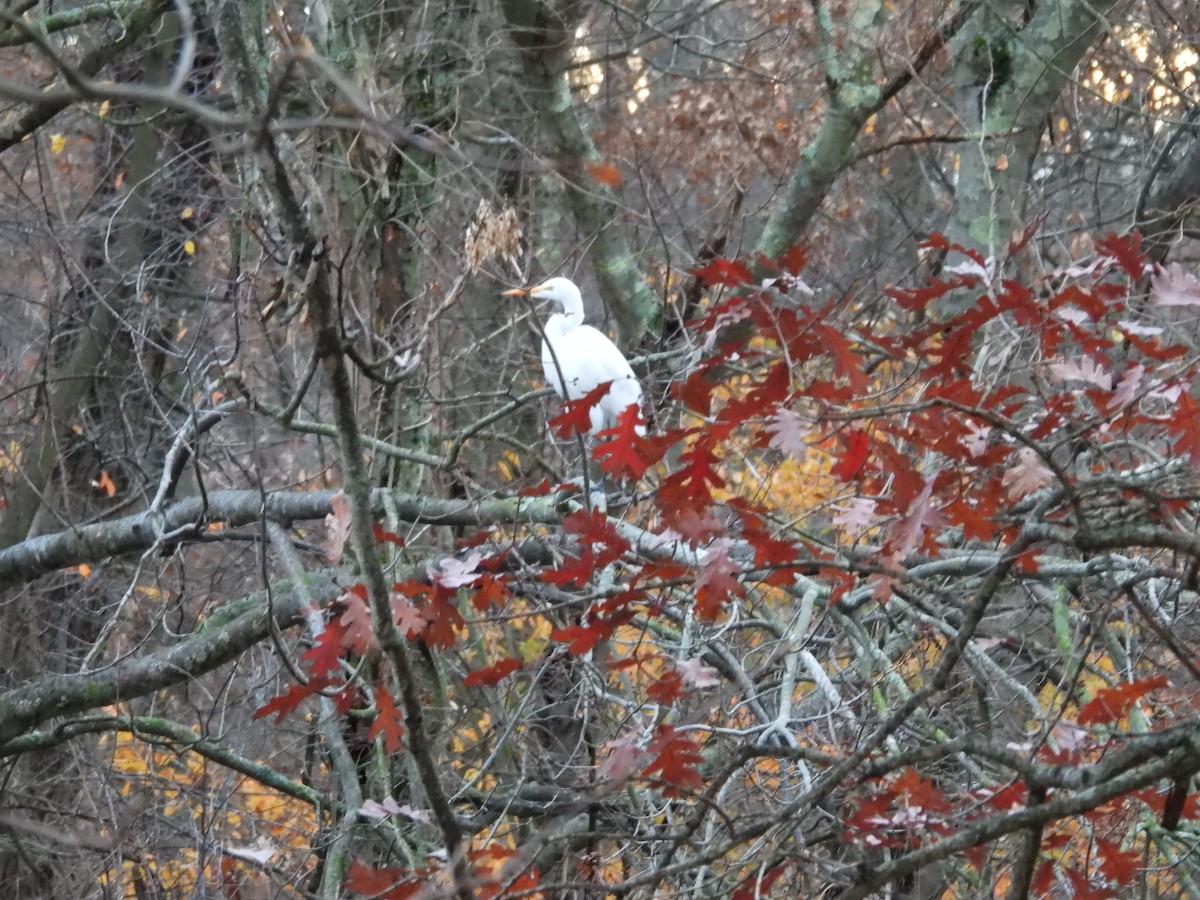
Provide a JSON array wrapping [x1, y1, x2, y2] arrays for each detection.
[[586, 160, 623, 188], [1078, 675, 1168, 725], [95, 470, 118, 497], [463, 657, 522, 687]]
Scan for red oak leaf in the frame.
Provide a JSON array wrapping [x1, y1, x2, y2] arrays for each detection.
[[647, 669, 684, 705], [594, 404, 656, 480], [1095, 838, 1142, 884], [463, 657, 523, 687], [551, 616, 625, 655], [253, 678, 329, 722], [428, 551, 483, 588], [549, 381, 614, 438], [695, 539, 744, 620], [1096, 231, 1145, 279], [599, 731, 644, 785], [373, 522, 405, 546], [346, 861, 423, 899], [469, 574, 508, 612], [882, 476, 946, 566], [1078, 675, 1168, 725], [369, 684, 405, 754], [1065, 865, 1117, 900], [392, 595, 428, 639], [337, 588, 375, 655], [693, 257, 753, 287], [833, 429, 870, 481], [419, 590, 464, 649], [517, 477, 554, 496], [776, 243, 808, 275], [586, 160, 623, 188], [641, 725, 704, 794], [304, 614, 350, 678]]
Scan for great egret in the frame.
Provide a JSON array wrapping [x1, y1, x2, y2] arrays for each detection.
[[505, 277, 644, 436]]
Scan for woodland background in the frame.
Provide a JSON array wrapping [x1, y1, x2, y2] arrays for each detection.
[[2, 0, 1200, 897]]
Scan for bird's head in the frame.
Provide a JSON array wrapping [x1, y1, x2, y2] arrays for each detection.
[[503, 277, 583, 316]]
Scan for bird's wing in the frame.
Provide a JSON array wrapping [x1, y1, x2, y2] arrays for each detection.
[[542, 325, 637, 399]]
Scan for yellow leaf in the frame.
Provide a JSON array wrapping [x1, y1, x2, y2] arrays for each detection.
[[49, 133, 66, 154], [77, 563, 92, 578], [995, 153, 1009, 171], [99, 100, 110, 118], [181, 207, 194, 220], [183, 239, 196, 255]]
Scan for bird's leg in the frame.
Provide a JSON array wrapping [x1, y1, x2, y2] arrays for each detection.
[[579, 436, 607, 513], [588, 468, 607, 514]]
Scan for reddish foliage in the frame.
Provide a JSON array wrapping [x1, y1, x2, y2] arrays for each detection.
[[369, 684, 405, 754], [345, 861, 424, 899], [1077, 676, 1168, 725], [1065, 865, 1118, 900], [253, 679, 329, 722], [594, 404, 657, 479], [469, 574, 508, 612], [263, 231, 1200, 894], [832, 429, 870, 481], [1095, 838, 1142, 884], [586, 160, 623, 188], [641, 725, 704, 794], [463, 657, 523, 687], [373, 523, 405, 546], [549, 380, 614, 438], [694, 540, 745, 620], [336, 589, 375, 655], [517, 477, 553, 496], [1096, 231, 1145, 279], [551, 613, 631, 655], [731, 863, 791, 900], [693, 257, 753, 287], [646, 669, 684, 705], [305, 615, 351, 678]]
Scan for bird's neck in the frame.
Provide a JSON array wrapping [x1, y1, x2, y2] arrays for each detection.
[[546, 308, 583, 336]]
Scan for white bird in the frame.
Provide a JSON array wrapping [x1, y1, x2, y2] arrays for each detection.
[[504, 277, 644, 436]]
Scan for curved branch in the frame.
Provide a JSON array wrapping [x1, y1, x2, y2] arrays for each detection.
[[0, 715, 324, 808], [0, 573, 333, 746], [0, 488, 566, 587]]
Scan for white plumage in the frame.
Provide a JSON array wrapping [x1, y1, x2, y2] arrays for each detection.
[[505, 277, 644, 436]]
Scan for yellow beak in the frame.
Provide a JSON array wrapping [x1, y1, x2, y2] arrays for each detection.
[[502, 287, 529, 297]]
